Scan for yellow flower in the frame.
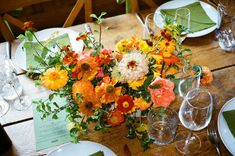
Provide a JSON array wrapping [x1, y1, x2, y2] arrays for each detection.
[[138, 40, 152, 53], [134, 97, 151, 111], [158, 39, 176, 56], [128, 77, 146, 90], [41, 67, 68, 90], [115, 37, 138, 53]]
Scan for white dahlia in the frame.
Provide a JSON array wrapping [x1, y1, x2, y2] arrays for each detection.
[[117, 51, 148, 82]]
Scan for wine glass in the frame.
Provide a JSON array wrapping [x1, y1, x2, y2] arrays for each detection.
[[0, 62, 31, 111], [174, 8, 190, 38], [144, 13, 163, 40], [178, 64, 201, 98], [175, 88, 213, 154]]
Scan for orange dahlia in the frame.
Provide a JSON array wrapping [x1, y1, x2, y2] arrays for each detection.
[[40, 67, 68, 90], [72, 80, 95, 103], [116, 95, 135, 114], [71, 56, 100, 80], [134, 97, 151, 111], [107, 110, 125, 127], [95, 76, 122, 104], [158, 39, 176, 56]]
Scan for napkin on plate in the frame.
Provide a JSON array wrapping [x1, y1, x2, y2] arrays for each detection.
[[25, 33, 71, 69], [223, 109, 235, 137], [160, 2, 216, 33]]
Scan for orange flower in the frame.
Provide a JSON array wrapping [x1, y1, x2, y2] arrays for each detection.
[[96, 49, 112, 65], [71, 56, 100, 80], [116, 95, 135, 114], [60, 45, 71, 53], [134, 97, 151, 111], [158, 39, 176, 55], [41, 67, 68, 90], [22, 21, 34, 30], [79, 95, 101, 116], [76, 32, 91, 41], [200, 66, 213, 86], [95, 76, 122, 104], [148, 77, 175, 108], [107, 110, 125, 127], [163, 55, 180, 66], [62, 51, 78, 65], [72, 80, 95, 103]]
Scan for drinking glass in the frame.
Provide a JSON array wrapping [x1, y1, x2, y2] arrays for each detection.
[[174, 8, 190, 37], [0, 62, 31, 111], [178, 65, 201, 98], [175, 88, 213, 154], [144, 13, 163, 40], [147, 107, 179, 145]]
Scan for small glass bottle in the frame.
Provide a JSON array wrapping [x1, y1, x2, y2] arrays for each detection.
[[0, 124, 12, 154]]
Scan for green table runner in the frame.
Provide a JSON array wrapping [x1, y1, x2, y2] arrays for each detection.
[[25, 33, 71, 70], [160, 2, 216, 33], [223, 109, 235, 137]]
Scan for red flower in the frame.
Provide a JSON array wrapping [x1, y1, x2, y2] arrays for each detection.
[[116, 95, 135, 114], [76, 32, 91, 41], [148, 77, 175, 108], [60, 45, 71, 53], [22, 21, 34, 30], [63, 51, 78, 65], [107, 110, 125, 127]]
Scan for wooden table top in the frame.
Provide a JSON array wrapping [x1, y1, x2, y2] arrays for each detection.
[[1, 6, 235, 156]]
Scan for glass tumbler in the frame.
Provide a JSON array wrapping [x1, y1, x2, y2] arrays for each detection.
[[147, 107, 179, 145]]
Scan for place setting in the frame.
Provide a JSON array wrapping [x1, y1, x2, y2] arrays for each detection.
[[0, 0, 235, 156]]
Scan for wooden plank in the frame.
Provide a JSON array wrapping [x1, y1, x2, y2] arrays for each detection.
[[3, 66, 235, 156], [130, 0, 139, 13], [0, 16, 15, 41], [0, 0, 51, 14], [142, 0, 157, 8], [63, 0, 85, 27], [85, 0, 93, 22]]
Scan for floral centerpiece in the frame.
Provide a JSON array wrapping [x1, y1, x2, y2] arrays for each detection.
[[18, 13, 213, 150]]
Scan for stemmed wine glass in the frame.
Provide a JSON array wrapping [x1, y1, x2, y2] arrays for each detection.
[[178, 64, 202, 98], [174, 8, 190, 39], [175, 88, 213, 154], [0, 62, 31, 111], [144, 13, 163, 39]]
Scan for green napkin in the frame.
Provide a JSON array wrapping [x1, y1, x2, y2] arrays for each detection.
[[160, 2, 216, 33], [25, 33, 71, 70], [223, 109, 235, 137]]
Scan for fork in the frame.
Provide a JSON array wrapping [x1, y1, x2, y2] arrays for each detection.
[[207, 120, 222, 156]]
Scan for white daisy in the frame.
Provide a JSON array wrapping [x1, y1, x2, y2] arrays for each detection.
[[117, 51, 148, 82]]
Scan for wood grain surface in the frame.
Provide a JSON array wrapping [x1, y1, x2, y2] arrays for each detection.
[[0, 9, 235, 156]]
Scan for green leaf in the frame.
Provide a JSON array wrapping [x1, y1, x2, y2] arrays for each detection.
[[23, 42, 31, 50], [53, 102, 59, 108], [25, 31, 33, 41], [34, 55, 46, 65], [52, 114, 58, 119], [49, 94, 54, 101], [41, 47, 48, 59], [99, 12, 107, 18], [90, 14, 98, 19], [149, 83, 162, 89], [17, 34, 26, 40]]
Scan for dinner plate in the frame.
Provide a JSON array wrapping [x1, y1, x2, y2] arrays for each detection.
[[155, 0, 220, 37], [15, 28, 83, 71], [217, 97, 235, 155], [47, 141, 117, 156]]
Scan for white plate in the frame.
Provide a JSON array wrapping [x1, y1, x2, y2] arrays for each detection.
[[217, 97, 235, 155], [155, 0, 220, 37], [48, 141, 117, 156], [15, 28, 83, 71]]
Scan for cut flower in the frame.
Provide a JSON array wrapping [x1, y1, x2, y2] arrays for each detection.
[[116, 95, 135, 114], [107, 110, 125, 127]]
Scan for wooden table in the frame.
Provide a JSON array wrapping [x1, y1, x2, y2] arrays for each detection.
[[1, 10, 235, 156]]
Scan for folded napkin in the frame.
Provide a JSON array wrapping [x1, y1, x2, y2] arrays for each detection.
[[223, 109, 235, 137], [160, 2, 216, 33], [25, 33, 71, 69]]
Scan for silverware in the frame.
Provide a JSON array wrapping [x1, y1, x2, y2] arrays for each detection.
[[123, 144, 132, 156], [207, 120, 222, 156], [5, 42, 17, 74]]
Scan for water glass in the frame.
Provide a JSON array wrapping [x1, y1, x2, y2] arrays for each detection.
[[147, 107, 179, 145], [178, 65, 201, 98], [174, 8, 190, 35]]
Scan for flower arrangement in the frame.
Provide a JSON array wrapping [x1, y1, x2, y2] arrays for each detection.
[[18, 13, 212, 150]]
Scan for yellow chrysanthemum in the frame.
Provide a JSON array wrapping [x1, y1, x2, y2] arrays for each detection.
[[158, 39, 176, 56], [128, 77, 146, 90], [138, 40, 152, 53], [134, 97, 151, 111], [40, 67, 68, 90], [115, 37, 138, 54]]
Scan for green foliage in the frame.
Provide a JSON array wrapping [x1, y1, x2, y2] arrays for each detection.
[[90, 12, 107, 25]]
